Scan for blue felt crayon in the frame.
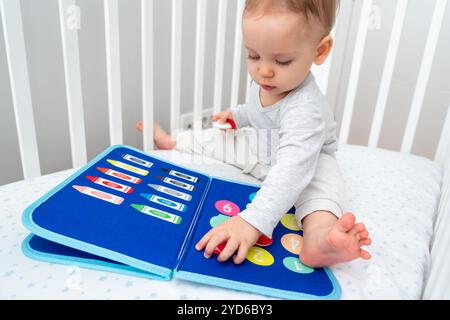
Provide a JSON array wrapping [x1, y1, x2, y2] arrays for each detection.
[[140, 193, 187, 212]]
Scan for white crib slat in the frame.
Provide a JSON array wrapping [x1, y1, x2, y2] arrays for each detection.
[[0, 0, 41, 179], [104, 0, 123, 145], [142, 0, 154, 152], [435, 105, 450, 165], [339, 0, 372, 146], [170, 0, 182, 134], [213, 0, 228, 115], [58, 0, 87, 167], [193, 0, 207, 131], [368, 0, 408, 148], [325, 0, 353, 112], [230, 0, 245, 108], [401, 0, 447, 154]]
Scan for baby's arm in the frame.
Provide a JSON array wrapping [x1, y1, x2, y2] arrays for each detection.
[[196, 103, 327, 263], [239, 103, 326, 238]]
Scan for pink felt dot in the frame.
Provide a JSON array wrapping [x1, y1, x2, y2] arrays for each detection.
[[215, 200, 240, 216]]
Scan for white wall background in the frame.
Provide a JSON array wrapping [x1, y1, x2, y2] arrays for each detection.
[[1, 0, 449, 186]]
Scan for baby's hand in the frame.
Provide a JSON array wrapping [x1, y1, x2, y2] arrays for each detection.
[[212, 109, 233, 125], [195, 215, 262, 264]]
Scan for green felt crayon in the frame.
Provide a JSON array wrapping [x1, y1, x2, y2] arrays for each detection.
[[131, 204, 182, 224]]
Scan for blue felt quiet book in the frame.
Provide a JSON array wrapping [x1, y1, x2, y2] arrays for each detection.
[[21, 145, 341, 300]]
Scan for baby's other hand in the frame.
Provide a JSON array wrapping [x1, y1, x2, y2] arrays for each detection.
[[195, 215, 262, 264], [212, 109, 233, 124]]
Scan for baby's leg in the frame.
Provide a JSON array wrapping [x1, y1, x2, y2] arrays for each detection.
[[174, 127, 266, 175], [294, 153, 372, 268], [136, 121, 176, 150]]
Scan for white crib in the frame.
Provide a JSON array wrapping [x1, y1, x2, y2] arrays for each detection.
[[0, 0, 449, 299]]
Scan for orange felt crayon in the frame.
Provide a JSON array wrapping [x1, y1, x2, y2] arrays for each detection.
[[96, 167, 142, 184], [86, 176, 134, 194], [72, 185, 124, 205]]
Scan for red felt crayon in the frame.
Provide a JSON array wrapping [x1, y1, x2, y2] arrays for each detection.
[[86, 176, 134, 194], [96, 167, 142, 184]]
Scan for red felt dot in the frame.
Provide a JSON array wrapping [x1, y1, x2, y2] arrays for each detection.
[[213, 241, 227, 255], [256, 234, 273, 247]]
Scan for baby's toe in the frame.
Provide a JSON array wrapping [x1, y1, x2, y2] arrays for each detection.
[[336, 212, 356, 232], [350, 223, 366, 235], [357, 229, 369, 240], [359, 238, 372, 246], [360, 249, 371, 260]]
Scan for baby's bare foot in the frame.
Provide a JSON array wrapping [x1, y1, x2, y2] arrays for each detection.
[[300, 212, 372, 268], [136, 121, 176, 150]]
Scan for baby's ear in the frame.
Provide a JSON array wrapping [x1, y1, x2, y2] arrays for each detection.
[[314, 35, 334, 66]]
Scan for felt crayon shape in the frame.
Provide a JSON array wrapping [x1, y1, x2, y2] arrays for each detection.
[[140, 193, 187, 212], [72, 185, 124, 205], [86, 176, 134, 194], [96, 167, 142, 184], [106, 159, 149, 176], [161, 168, 200, 183], [131, 204, 182, 224], [121, 154, 153, 168], [155, 175, 195, 192], [148, 184, 192, 201]]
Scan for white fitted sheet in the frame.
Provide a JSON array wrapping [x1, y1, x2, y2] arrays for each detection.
[[0, 144, 442, 299]]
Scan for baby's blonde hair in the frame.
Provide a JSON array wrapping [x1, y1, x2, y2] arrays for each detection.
[[244, 0, 340, 35]]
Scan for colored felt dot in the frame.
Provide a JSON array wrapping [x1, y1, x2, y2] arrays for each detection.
[[213, 242, 227, 255], [215, 200, 240, 216], [246, 247, 274, 266], [281, 234, 303, 254], [249, 192, 256, 202], [256, 234, 273, 247], [283, 257, 314, 274], [209, 214, 230, 228], [281, 214, 300, 231]]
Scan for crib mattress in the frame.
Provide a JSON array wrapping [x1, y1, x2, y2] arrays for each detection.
[[0, 144, 442, 300]]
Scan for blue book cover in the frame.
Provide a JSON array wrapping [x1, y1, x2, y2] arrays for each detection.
[[21, 145, 341, 300]]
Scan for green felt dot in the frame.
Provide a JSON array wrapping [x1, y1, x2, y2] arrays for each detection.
[[209, 214, 230, 227], [283, 257, 314, 274]]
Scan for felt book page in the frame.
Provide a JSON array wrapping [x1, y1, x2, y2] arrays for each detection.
[[22, 145, 210, 279], [175, 177, 340, 299]]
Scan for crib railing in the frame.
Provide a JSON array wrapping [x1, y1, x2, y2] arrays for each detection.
[[2, 0, 449, 181], [1, 0, 450, 299]]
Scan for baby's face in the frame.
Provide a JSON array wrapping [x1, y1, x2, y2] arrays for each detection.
[[243, 11, 321, 99]]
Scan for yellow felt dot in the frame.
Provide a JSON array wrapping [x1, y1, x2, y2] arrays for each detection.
[[246, 247, 274, 266], [281, 214, 300, 231]]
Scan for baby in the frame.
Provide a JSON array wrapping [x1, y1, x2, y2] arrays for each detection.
[[141, 0, 371, 268]]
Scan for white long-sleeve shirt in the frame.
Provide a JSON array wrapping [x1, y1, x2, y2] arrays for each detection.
[[230, 72, 338, 238]]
